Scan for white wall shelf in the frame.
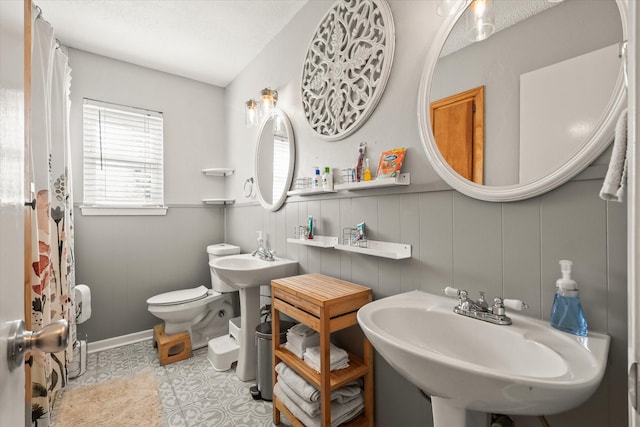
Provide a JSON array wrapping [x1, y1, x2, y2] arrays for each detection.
[[202, 168, 235, 176], [286, 188, 337, 196], [287, 235, 338, 248], [335, 240, 411, 260], [334, 172, 410, 191], [202, 198, 235, 205]]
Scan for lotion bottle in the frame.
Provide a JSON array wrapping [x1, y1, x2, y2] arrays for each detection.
[[322, 167, 333, 191], [363, 158, 372, 181], [312, 167, 320, 188], [550, 260, 588, 336]]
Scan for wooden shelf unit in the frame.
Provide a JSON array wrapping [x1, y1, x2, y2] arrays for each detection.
[[271, 274, 374, 427]]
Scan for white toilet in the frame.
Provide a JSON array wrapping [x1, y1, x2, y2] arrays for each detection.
[[146, 243, 241, 350]]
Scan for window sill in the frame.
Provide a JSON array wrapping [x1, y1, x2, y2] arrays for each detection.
[[80, 206, 168, 216]]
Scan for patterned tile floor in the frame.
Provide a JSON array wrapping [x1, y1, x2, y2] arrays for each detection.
[[54, 339, 277, 427]]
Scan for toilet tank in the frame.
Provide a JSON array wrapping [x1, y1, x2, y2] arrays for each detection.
[[207, 243, 241, 293]]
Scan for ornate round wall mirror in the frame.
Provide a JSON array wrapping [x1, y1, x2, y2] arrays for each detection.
[[255, 109, 295, 211], [418, 0, 627, 202]]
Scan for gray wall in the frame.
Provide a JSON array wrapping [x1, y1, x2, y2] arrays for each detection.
[[68, 49, 229, 341], [224, 0, 627, 426], [226, 182, 627, 427]]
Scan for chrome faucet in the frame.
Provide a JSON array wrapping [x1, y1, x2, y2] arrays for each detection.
[[443, 287, 528, 325], [252, 231, 275, 261]]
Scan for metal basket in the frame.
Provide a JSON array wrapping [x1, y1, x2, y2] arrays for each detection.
[[342, 227, 367, 248], [294, 177, 312, 190]]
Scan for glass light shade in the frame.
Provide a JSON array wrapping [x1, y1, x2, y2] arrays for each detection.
[[260, 88, 278, 114], [437, 0, 465, 17], [245, 99, 260, 128], [466, 0, 495, 42]]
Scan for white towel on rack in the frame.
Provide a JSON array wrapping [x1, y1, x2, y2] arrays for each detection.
[[600, 108, 628, 202], [275, 362, 362, 404], [274, 382, 364, 427], [285, 323, 321, 358], [288, 323, 317, 337], [303, 343, 349, 373]]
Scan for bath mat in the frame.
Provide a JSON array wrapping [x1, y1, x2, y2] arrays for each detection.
[[53, 368, 163, 427]]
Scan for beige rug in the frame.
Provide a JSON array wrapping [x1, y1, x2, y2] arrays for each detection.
[[54, 369, 163, 427]]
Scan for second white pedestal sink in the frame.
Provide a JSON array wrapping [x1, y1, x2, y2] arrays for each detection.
[[357, 290, 610, 427], [209, 253, 298, 381]]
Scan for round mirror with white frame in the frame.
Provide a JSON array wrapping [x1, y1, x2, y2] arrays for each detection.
[[418, 0, 628, 202], [255, 108, 295, 211]]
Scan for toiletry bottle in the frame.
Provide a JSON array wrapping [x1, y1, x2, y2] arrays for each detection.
[[550, 260, 588, 336], [355, 142, 366, 181], [322, 167, 333, 191], [312, 167, 320, 188], [363, 158, 372, 181], [307, 215, 314, 239]]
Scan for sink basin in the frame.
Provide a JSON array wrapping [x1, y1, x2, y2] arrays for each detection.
[[357, 290, 610, 426], [208, 253, 297, 381], [209, 253, 298, 289]]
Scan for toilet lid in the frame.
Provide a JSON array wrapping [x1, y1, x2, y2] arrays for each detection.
[[147, 285, 209, 306]]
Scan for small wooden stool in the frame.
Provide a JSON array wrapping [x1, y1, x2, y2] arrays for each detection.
[[152, 324, 192, 365]]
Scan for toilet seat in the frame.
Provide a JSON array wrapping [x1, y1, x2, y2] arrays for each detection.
[[147, 285, 211, 306]]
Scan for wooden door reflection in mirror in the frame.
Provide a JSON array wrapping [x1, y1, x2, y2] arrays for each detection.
[[430, 86, 484, 184]]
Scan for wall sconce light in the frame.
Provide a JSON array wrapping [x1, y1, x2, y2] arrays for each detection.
[[466, 0, 495, 42], [260, 87, 278, 115], [436, 0, 465, 17], [245, 99, 260, 128]]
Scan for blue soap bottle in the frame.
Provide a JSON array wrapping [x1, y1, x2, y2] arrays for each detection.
[[550, 260, 588, 336]]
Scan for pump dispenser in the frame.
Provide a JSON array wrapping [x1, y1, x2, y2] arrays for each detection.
[[550, 260, 588, 336], [322, 167, 333, 191], [312, 167, 320, 188]]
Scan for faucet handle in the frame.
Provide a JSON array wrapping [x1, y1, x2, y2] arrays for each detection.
[[443, 286, 462, 297], [503, 299, 529, 311]]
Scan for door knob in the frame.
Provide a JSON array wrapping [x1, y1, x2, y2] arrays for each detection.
[[6, 319, 69, 371]]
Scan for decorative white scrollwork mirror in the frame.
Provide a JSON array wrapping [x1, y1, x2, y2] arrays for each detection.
[[301, 0, 395, 141], [255, 109, 295, 212], [418, 0, 628, 202]]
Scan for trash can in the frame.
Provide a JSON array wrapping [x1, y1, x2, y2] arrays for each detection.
[[250, 320, 296, 401]]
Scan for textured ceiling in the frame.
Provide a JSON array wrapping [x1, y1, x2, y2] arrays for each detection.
[[3, 0, 308, 87], [1, 0, 557, 86]]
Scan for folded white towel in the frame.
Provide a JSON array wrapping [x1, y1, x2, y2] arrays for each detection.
[[274, 382, 364, 427], [303, 343, 349, 373], [285, 326, 320, 359], [600, 108, 628, 202], [286, 332, 320, 355], [288, 323, 317, 337], [278, 377, 323, 417], [275, 362, 361, 404]]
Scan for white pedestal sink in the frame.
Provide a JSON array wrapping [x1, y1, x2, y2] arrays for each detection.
[[357, 290, 610, 427], [209, 254, 297, 381]]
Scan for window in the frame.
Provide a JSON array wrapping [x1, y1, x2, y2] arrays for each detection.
[[82, 99, 165, 215]]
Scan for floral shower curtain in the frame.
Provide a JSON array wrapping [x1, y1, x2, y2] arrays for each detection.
[[30, 4, 75, 426]]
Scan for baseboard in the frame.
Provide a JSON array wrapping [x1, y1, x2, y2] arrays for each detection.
[[87, 329, 154, 354]]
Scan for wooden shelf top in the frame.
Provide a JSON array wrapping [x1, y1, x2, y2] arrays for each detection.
[[272, 274, 371, 307]]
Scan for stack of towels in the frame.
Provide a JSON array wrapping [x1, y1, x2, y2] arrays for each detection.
[[284, 324, 350, 373], [303, 343, 349, 373], [274, 362, 363, 427], [284, 323, 320, 358]]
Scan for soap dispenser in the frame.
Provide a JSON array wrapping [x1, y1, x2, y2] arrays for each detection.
[[550, 260, 588, 336], [312, 167, 320, 188], [322, 167, 333, 191]]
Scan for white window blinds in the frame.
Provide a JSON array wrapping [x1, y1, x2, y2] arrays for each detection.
[[83, 99, 164, 207]]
